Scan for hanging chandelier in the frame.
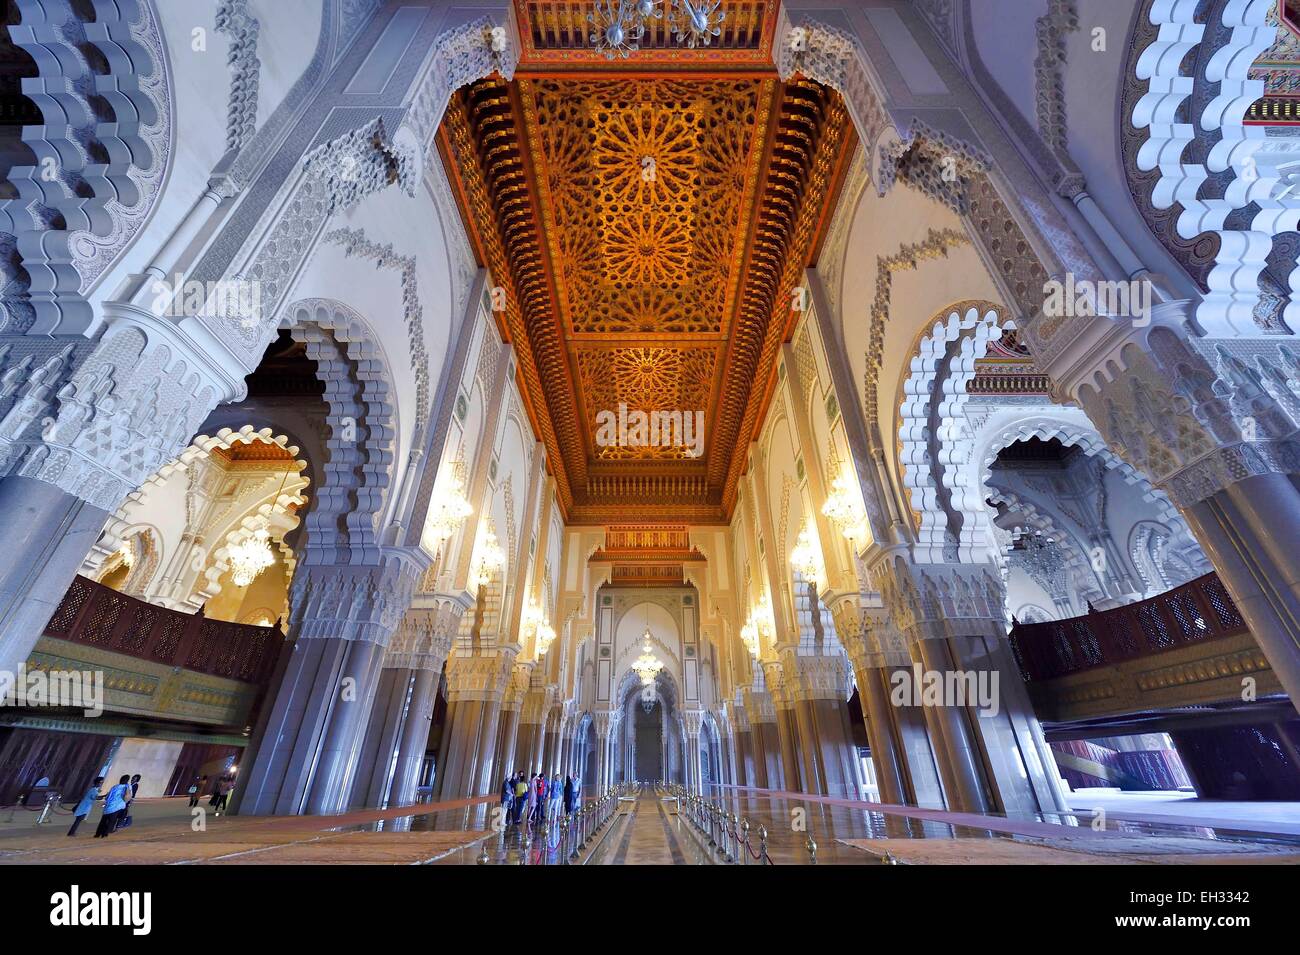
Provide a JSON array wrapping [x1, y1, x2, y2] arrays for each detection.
[[588, 0, 726, 59], [524, 599, 557, 656], [739, 618, 759, 657], [822, 472, 867, 547], [631, 627, 664, 686], [228, 526, 275, 587], [426, 474, 472, 547], [789, 522, 823, 589], [535, 619, 557, 656], [475, 526, 506, 585]]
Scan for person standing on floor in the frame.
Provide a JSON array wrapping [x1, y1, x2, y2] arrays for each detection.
[[188, 775, 208, 808], [93, 776, 131, 838], [67, 776, 104, 836], [522, 773, 537, 827], [548, 772, 563, 823], [532, 772, 548, 824], [563, 774, 575, 815], [500, 772, 515, 828], [212, 774, 234, 815], [512, 772, 528, 824], [115, 774, 142, 830]]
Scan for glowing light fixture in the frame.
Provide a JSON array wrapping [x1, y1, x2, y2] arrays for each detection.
[[475, 526, 506, 585], [631, 626, 664, 686], [426, 475, 472, 547], [789, 522, 823, 589], [229, 525, 274, 587], [822, 472, 867, 548]]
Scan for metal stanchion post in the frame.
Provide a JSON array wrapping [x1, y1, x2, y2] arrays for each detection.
[[36, 793, 59, 825]]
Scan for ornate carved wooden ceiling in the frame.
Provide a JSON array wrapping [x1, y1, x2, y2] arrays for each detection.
[[437, 22, 854, 524]]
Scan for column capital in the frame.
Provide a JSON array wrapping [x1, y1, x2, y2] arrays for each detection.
[[681, 709, 705, 736], [740, 688, 776, 724], [871, 557, 1006, 647], [444, 650, 515, 703], [288, 550, 422, 646], [784, 652, 851, 703]]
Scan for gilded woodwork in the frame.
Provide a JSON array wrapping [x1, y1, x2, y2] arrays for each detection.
[[438, 65, 853, 524]]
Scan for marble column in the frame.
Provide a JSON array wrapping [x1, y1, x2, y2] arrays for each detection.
[[682, 710, 705, 794], [853, 660, 907, 805], [732, 704, 753, 786], [237, 555, 422, 815], [495, 704, 521, 783], [542, 709, 560, 776], [788, 654, 860, 797], [1182, 476, 1300, 709], [436, 652, 513, 799], [767, 669, 802, 793], [0, 478, 110, 683], [875, 558, 1069, 816], [353, 603, 458, 809]]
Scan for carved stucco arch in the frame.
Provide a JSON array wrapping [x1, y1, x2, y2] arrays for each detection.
[[82, 423, 309, 609], [896, 302, 1005, 562], [1124, 0, 1299, 334], [283, 297, 397, 559], [1, 0, 173, 336]]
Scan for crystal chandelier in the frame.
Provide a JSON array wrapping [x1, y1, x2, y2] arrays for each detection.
[[475, 526, 506, 585], [754, 592, 775, 639], [228, 525, 275, 587], [426, 475, 472, 547], [524, 599, 557, 656], [822, 472, 867, 548], [535, 619, 557, 656], [588, 0, 726, 59], [789, 522, 823, 589], [739, 618, 759, 657], [631, 627, 664, 685]]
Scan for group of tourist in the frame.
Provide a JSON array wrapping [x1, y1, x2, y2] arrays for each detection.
[[66, 769, 238, 838], [67, 773, 141, 838], [187, 773, 236, 814], [500, 771, 581, 826]]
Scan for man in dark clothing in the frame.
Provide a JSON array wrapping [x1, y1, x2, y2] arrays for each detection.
[[500, 773, 515, 829], [563, 775, 575, 815]]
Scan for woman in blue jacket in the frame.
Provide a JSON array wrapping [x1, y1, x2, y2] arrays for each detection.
[[66, 776, 104, 836], [94, 775, 132, 838]]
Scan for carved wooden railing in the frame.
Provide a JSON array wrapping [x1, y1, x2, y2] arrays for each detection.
[[42, 575, 282, 686], [1008, 572, 1247, 683]]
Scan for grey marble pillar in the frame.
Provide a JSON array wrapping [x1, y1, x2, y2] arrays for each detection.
[[858, 665, 907, 804], [237, 556, 420, 815], [1183, 476, 1300, 709], [912, 638, 991, 814], [0, 477, 109, 683]]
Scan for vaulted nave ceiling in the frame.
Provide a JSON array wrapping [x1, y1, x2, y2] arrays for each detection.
[[438, 0, 854, 525]]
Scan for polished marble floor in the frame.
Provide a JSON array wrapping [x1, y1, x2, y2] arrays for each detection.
[[3, 785, 1296, 865]]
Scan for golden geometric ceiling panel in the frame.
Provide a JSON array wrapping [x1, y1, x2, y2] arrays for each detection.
[[438, 66, 854, 524], [577, 346, 716, 460], [523, 78, 769, 336]]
